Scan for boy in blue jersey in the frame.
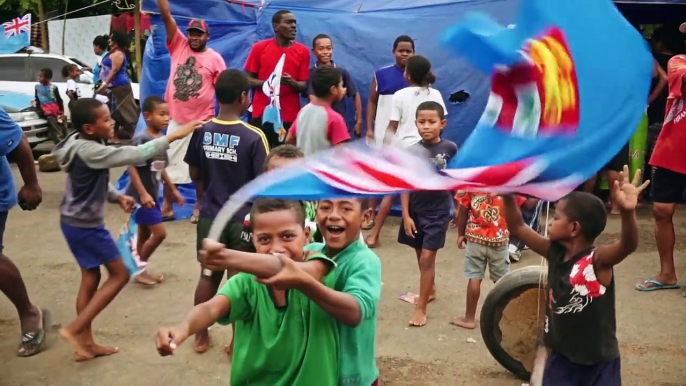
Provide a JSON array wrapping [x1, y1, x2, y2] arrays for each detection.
[[184, 69, 270, 353]]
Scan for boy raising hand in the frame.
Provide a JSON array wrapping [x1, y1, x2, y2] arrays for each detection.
[[502, 165, 649, 386]]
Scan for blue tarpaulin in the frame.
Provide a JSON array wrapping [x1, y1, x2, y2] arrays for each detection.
[[119, 0, 680, 219]]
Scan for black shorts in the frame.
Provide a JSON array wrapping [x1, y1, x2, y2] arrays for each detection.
[[604, 142, 630, 172], [651, 167, 686, 204], [0, 211, 7, 254], [543, 351, 620, 386], [249, 117, 292, 149], [397, 213, 451, 251], [196, 217, 247, 263]]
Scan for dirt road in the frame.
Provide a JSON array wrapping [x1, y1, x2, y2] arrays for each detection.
[[1, 166, 685, 385]]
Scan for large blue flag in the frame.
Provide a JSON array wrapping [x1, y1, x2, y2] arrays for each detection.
[[442, 0, 653, 187], [198, 0, 653, 238]]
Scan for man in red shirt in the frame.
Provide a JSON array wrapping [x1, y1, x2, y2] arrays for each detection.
[[245, 10, 310, 148], [636, 23, 686, 293]]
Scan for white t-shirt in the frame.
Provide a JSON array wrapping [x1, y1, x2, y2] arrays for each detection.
[[389, 86, 447, 148], [66, 79, 81, 100]]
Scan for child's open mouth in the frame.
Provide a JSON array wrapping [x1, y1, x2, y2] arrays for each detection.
[[326, 225, 345, 237]]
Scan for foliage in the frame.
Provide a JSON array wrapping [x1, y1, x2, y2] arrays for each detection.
[[0, 0, 107, 16]]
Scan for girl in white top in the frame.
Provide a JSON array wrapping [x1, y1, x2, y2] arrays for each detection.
[[62, 64, 82, 102], [384, 55, 447, 148]]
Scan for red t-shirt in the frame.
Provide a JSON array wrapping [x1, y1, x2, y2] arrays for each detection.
[[650, 54, 686, 175], [244, 39, 310, 123]]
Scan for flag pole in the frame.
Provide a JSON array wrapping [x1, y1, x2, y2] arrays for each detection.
[[37, 0, 49, 51]]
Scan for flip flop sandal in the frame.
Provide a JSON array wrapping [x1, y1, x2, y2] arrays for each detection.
[[635, 279, 680, 292], [190, 215, 199, 224], [361, 220, 375, 231], [162, 212, 176, 222], [17, 308, 50, 357]]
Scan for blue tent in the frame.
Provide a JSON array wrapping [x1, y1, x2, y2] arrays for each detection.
[[118, 0, 684, 219]]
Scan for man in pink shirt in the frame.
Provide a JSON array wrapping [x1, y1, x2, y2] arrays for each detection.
[[158, 0, 227, 223]]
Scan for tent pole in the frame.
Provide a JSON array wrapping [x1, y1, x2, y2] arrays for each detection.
[[133, 0, 142, 81], [37, 0, 49, 52]]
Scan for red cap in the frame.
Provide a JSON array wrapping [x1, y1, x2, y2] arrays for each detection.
[[187, 19, 208, 33]]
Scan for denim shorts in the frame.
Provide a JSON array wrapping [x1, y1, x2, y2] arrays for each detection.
[[61, 222, 120, 269], [463, 241, 509, 282]]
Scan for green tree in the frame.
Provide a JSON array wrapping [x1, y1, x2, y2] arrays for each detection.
[[0, 0, 107, 16]]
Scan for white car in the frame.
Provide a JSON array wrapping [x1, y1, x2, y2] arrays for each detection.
[[0, 53, 140, 119]]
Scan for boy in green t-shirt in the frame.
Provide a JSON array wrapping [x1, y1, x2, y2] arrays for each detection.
[[203, 197, 382, 386], [156, 199, 339, 386]]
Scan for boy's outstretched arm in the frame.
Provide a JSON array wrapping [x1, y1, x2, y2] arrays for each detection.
[[73, 121, 202, 170], [594, 166, 649, 269], [258, 254, 381, 328], [502, 195, 551, 257], [156, 296, 230, 356], [201, 239, 331, 281]]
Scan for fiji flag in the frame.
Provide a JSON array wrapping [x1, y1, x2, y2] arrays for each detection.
[[206, 0, 653, 237], [0, 14, 31, 54], [262, 54, 286, 142], [441, 0, 653, 192]]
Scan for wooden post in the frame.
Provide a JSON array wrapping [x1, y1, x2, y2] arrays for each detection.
[[133, 0, 142, 81], [36, 0, 49, 52]]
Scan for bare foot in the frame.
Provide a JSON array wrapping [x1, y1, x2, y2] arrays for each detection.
[[61, 328, 94, 362], [135, 272, 158, 286], [409, 308, 427, 327], [365, 234, 379, 249], [193, 331, 210, 353], [146, 271, 164, 283], [450, 317, 476, 330], [90, 344, 119, 357], [224, 343, 233, 358]]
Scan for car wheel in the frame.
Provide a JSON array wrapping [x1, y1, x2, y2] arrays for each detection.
[[479, 265, 548, 381]]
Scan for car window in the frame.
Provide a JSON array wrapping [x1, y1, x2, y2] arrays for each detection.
[[0, 57, 30, 81], [28, 57, 69, 83]]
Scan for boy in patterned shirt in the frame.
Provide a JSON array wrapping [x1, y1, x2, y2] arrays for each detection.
[[451, 192, 525, 329]]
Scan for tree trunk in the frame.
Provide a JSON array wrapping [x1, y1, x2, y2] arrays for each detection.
[[36, 0, 49, 52]]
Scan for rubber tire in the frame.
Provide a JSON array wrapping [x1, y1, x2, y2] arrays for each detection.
[[479, 265, 548, 381]]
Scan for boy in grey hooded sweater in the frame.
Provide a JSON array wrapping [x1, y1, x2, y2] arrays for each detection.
[[52, 98, 201, 362]]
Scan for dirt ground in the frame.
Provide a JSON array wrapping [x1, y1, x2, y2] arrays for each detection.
[[1, 164, 686, 386]]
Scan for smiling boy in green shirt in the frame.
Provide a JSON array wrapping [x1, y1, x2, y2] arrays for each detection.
[[202, 197, 382, 385]]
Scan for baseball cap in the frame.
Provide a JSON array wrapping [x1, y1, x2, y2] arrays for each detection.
[[187, 19, 209, 33]]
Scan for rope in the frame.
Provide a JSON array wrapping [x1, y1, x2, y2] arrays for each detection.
[[32, 0, 113, 26], [535, 201, 550, 345]]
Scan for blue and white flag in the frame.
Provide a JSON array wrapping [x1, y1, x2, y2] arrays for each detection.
[[0, 14, 31, 54], [262, 53, 286, 142]]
